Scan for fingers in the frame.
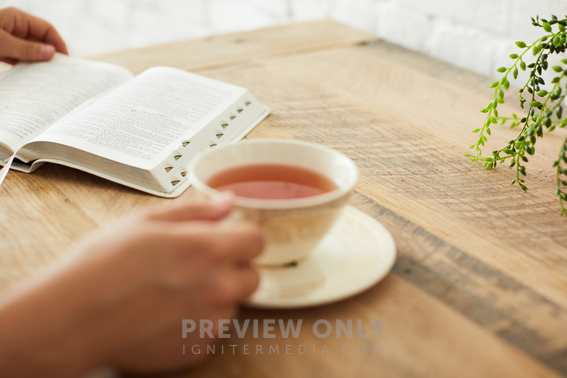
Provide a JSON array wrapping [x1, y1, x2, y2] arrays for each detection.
[[0, 7, 67, 62], [145, 193, 234, 223], [0, 29, 55, 61], [23, 12, 68, 54], [212, 223, 265, 262], [175, 222, 265, 263]]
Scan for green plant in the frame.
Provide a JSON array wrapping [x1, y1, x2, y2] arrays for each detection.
[[466, 15, 567, 215]]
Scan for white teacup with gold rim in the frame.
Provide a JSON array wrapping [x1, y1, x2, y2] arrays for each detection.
[[189, 139, 358, 266]]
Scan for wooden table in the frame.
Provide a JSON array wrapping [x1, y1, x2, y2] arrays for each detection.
[[1, 21, 566, 377]]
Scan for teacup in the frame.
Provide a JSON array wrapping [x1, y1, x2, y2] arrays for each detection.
[[189, 139, 358, 266]]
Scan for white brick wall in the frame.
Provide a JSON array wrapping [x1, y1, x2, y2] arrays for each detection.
[[1, 0, 566, 79], [373, 0, 567, 79]]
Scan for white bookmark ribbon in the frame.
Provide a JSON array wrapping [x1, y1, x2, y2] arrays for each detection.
[[0, 154, 15, 187]]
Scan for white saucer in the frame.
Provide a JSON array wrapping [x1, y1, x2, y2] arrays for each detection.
[[245, 206, 396, 309]]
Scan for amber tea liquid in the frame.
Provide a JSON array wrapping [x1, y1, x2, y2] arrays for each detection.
[[206, 164, 337, 200]]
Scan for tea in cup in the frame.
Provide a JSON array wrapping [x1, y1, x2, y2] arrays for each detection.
[[189, 139, 358, 266]]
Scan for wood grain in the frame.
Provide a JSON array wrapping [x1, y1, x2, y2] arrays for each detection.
[[89, 20, 377, 75], [349, 192, 567, 373], [250, 44, 567, 305], [0, 171, 96, 289], [1, 20, 565, 377], [133, 275, 559, 378]]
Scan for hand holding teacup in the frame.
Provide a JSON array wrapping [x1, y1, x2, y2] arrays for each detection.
[[190, 139, 358, 266]]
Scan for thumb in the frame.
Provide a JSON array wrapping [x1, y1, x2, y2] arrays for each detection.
[[0, 30, 55, 61], [145, 192, 235, 223]]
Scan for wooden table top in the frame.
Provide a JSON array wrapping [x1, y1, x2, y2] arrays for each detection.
[[1, 20, 566, 378]]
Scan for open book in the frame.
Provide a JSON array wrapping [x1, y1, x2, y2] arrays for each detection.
[[0, 54, 270, 197]]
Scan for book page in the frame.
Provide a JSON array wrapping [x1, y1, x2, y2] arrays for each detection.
[[0, 54, 133, 152], [31, 67, 246, 169]]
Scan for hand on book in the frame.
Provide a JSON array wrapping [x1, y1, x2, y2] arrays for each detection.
[[0, 7, 68, 64], [0, 194, 264, 377]]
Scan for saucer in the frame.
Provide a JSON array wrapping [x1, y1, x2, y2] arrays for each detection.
[[245, 206, 396, 309]]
